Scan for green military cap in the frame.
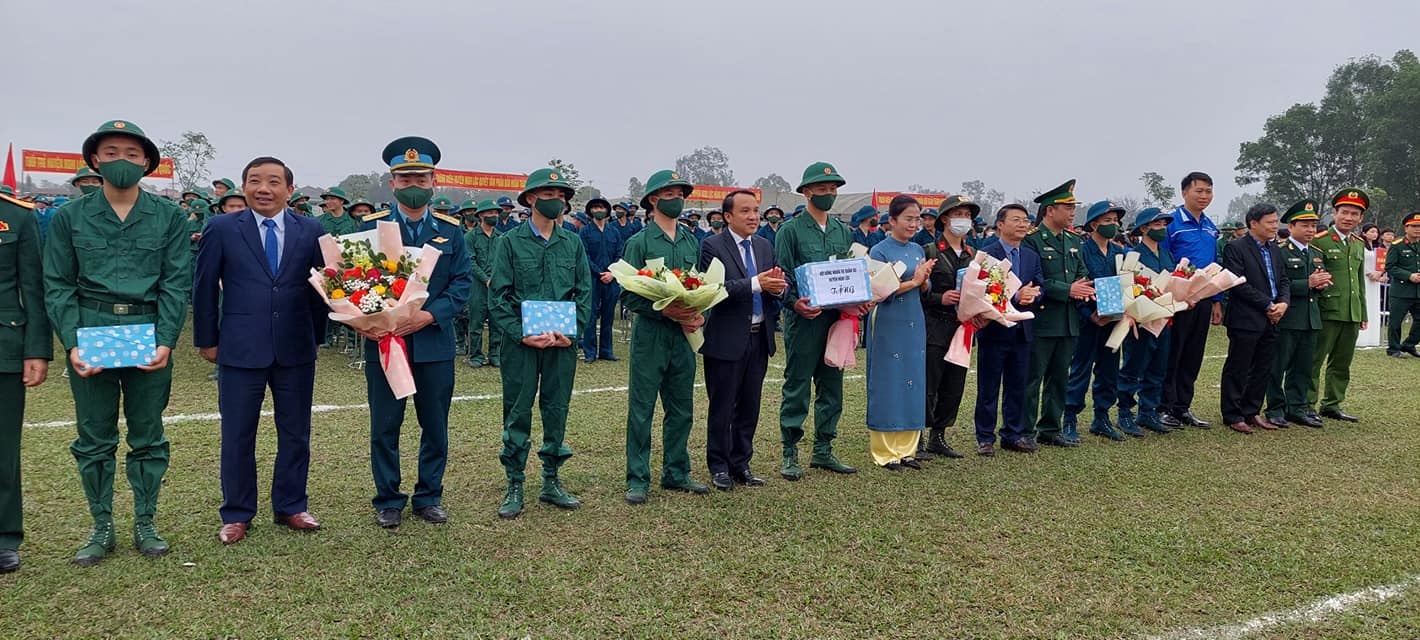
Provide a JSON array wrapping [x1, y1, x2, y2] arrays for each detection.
[[474, 199, 502, 215], [939, 194, 981, 217], [212, 177, 236, 192], [190, 197, 212, 211], [795, 161, 846, 193], [348, 198, 377, 216], [320, 186, 351, 204], [1282, 199, 1321, 224], [71, 166, 102, 185], [1033, 179, 1079, 206], [1331, 188, 1369, 211], [81, 119, 162, 175], [638, 169, 694, 210], [181, 188, 203, 200], [431, 196, 455, 211], [0, 186, 15, 196], [518, 167, 577, 206], [382, 136, 440, 173], [217, 191, 246, 208], [288, 192, 311, 206], [455, 199, 478, 214]]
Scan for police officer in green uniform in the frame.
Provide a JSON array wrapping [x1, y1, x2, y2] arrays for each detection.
[[43, 120, 191, 565], [487, 169, 592, 519], [465, 199, 504, 368], [1264, 200, 1329, 428], [1385, 211, 1420, 358], [1022, 180, 1095, 447], [358, 137, 473, 528], [72, 166, 104, 196], [319, 186, 356, 236], [620, 169, 710, 504], [774, 162, 866, 479], [1309, 188, 1369, 422], [0, 188, 51, 574]]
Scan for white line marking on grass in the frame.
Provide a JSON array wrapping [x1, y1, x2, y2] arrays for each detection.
[[1145, 574, 1420, 640], [23, 376, 864, 429]]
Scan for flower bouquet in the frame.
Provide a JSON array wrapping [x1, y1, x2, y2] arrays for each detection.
[[945, 252, 1035, 367], [307, 221, 439, 399], [820, 244, 909, 370], [1162, 257, 1248, 305], [607, 257, 728, 350], [850, 243, 908, 302], [1104, 253, 1190, 351]]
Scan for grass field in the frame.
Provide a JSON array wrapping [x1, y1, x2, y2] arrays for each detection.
[[5, 322, 1419, 639]]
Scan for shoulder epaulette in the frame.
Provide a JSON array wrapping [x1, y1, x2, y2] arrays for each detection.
[[0, 193, 35, 210], [362, 209, 391, 223], [1392, 238, 1406, 245], [433, 212, 460, 227]]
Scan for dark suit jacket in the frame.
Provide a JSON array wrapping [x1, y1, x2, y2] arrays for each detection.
[[193, 209, 327, 368], [976, 238, 1044, 343], [1222, 235, 1289, 333], [698, 230, 781, 361]]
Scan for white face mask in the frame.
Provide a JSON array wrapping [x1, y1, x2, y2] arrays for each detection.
[[948, 219, 973, 236]]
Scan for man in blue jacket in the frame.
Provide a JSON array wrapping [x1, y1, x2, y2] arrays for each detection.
[[1161, 171, 1221, 429], [974, 204, 1043, 455], [578, 198, 623, 362]]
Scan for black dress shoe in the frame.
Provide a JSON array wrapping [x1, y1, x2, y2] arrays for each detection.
[[0, 549, 18, 573], [1038, 434, 1078, 448], [1305, 410, 1322, 422], [882, 462, 903, 471], [1157, 412, 1182, 428], [900, 457, 922, 470], [1320, 409, 1359, 423], [1179, 411, 1211, 428], [732, 470, 766, 487], [1287, 414, 1324, 429], [375, 508, 402, 529], [413, 505, 448, 524], [1404, 347, 1420, 358], [599, 355, 619, 362], [711, 472, 734, 491], [1267, 415, 1291, 429]]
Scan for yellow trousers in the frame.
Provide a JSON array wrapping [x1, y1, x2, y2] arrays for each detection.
[[869, 430, 921, 466]]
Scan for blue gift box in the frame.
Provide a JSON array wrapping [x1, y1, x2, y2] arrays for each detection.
[[76, 323, 158, 369], [794, 258, 872, 308], [1094, 275, 1125, 316], [521, 300, 578, 337]]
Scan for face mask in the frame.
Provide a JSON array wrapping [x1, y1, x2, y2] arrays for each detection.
[[79, 184, 102, 196], [809, 194, 836, 212], [394, 186, 433, 209], [710, 220, 724, 230], [656, 197, 684, 218], [766, 215, 781, 224], [1096, 223, 1119, 239], [949, 219, 973, 236], [1147, 228, 1167, 242], [534, 197, 564, 219], [481, 215, 497, 226], [97, 160, 144, 189], [592, 211, 609, 220], [866, 221, 878, 229], [614, 212, 625, 219]]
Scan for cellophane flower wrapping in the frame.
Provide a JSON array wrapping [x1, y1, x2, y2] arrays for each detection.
[[1105, 252, 1190, 351], [607, 257, 729, 350], [945, 252, 1035, 367]]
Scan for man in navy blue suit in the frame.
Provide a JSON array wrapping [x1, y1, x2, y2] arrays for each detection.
[[698, 190, 787, 490], [973, 204, 1044, 456], [193, 157, 328, 545]]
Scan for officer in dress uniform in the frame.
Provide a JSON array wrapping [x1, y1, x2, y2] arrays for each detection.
[[1386, 212, 1420, 358], [1263, 200, 1329, 428], [358, 137, 473, 528], [1308, 188, 1369, 423]]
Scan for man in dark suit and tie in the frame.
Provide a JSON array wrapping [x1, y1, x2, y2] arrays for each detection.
[[698, 190, 787, 490], [193, 157, 328, 545], [973, 204, 1043, 456], [1220, 203, 1290, 434]]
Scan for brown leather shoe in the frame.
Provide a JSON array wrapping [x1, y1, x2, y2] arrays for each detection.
[[274, 512, 321, 531], [218, 522, 249, 545], [1228, 421, 1254, 434], [1250, 416, 1278, 431]]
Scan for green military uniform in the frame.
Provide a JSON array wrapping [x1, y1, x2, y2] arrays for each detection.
[[0, 192, 52, 569], [488, 170, 592, 518], [1308, 189, 1369, 416], [1265, 201, 1325, 424], [186, 198, 209, 256], [464, 200, 503, 367], [72, 166, 103, 196], [43, 120, 190, 564], [318, 187, 358, 236], [1022, 180, 1086, 444], [775, 162, 857, 477], [1385, 212, 1420, 356], [621, 170, 705, 500]]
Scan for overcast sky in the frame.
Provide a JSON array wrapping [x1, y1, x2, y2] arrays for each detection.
[[6, 0, 1418, 209]]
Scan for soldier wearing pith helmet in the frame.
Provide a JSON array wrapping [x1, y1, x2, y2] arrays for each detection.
[[71, 166, 103, 197], [358, 136, 473, 529], [464, 199, 504, 369], [43, 119, 191, 566], [1308, 188, 1368, 422]]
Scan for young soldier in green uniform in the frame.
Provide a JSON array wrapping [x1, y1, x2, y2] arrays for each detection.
[[211, 178, 236, 199], [318, 186, 357, 236], [1386, 212, 1420, 358], [43, 120, 191, 565], [1309, 189, 1369, 422], [487, 170, 592, 519], [1264, 200, 1329, 428], [72, 166, 103, 196], [774, 162, 866, 479], [0, 189, 51, 574], [1023, 180, 1095, 447], [620, 170, 710, 504], [465, 199, 503, 368], [358, 137, 473, 528]]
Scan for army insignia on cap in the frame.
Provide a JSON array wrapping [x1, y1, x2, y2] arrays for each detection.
[[961, 196, 971, 202], [114, 121, 126, 129], [1348, 191, 1358, 198], [671, 173, 681, 180], [1305, 203, 1315, 211], [405, 149, 419, 162], [823, 167, 833, 175], [550, 173, 559, 180]]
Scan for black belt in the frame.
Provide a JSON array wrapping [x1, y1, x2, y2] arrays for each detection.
[[749, 323, 764, 333], [79, 299, 157, 316]]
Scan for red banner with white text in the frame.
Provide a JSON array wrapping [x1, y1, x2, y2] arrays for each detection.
[[23, 149, 175, 179]]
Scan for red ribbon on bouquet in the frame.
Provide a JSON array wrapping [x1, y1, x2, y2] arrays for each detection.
[[377, 334, 417, 399]]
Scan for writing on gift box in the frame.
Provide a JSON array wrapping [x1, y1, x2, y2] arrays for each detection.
[[796, 258, 872, 308]]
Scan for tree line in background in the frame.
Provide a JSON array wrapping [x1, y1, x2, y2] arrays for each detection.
[[133, 50, 1414, 228]]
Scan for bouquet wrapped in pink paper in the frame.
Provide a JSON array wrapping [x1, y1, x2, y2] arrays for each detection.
[[945, 253, 1035, 367], [823, 312, 860, 369], [307, 221, 439, 399], [1105, 253, 1190, 351], [1163, 257, 1247, 305]]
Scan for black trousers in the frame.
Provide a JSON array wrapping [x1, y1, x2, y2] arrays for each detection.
[[1219, 325, 1277, 424], [925, 344, 968, 430], [703, 330, 770, 475], [1164, 303, 1212, 415]]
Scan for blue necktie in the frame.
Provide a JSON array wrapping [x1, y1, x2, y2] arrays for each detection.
[[742, 239, 763, 319], [408, 219, 422, 244], [262, 218, 279, 275], [1009, 246, 1020, 278]]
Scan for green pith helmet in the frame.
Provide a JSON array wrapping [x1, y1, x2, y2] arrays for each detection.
[[638, 169, 695, 211], [81, 119, 162, 175], [475, 199, 502, 215], [320, 186, 351, 204], [795, 162, 846, 193], [518, 167, 577, 207]]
